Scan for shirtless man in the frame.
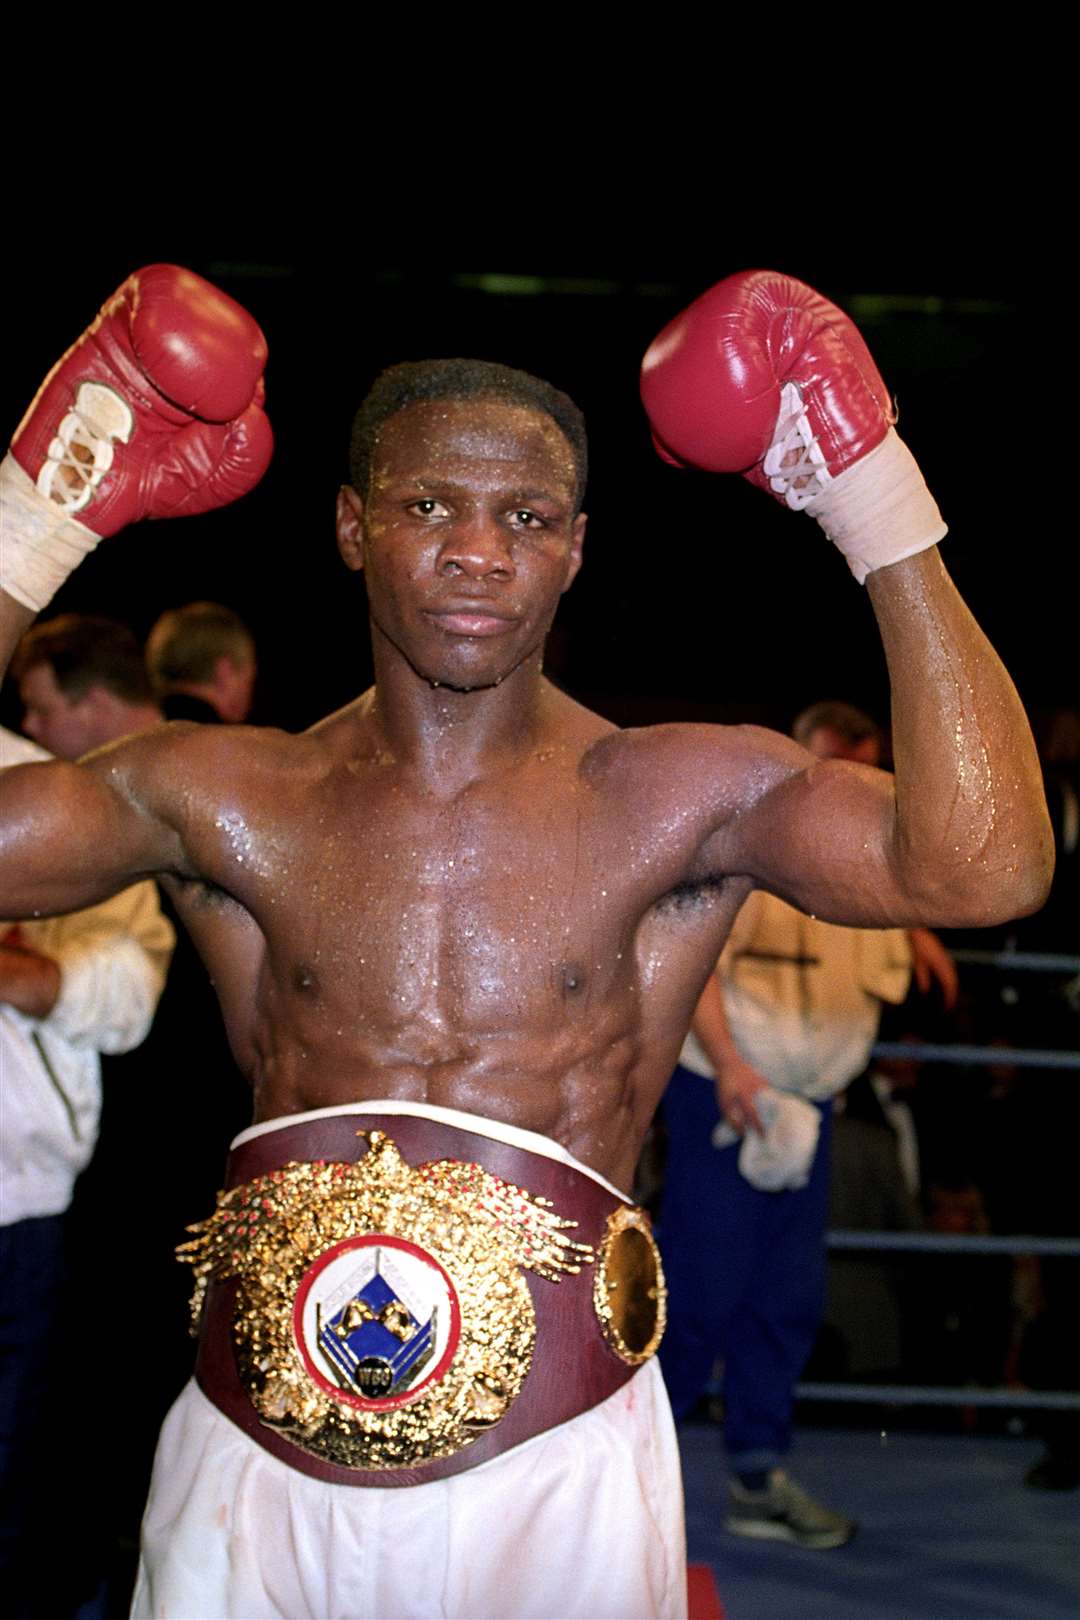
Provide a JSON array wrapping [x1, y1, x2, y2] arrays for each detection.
[[0, 266, 1053, 1620]]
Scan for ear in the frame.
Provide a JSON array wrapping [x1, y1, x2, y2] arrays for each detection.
[[561, 511, 587, 594], [336, 486, 366, 573]]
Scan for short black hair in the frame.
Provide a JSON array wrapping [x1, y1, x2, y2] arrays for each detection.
[[12, 615, 155, 705], [349, 359, 588, 513]]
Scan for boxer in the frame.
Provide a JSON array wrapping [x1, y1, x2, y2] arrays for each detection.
[[0, 266, 1052, 1620]]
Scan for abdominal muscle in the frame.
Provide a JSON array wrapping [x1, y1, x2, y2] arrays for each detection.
[[246, 1004, 650, 1191]]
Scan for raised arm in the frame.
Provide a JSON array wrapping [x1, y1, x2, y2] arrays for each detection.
[[0, 264, 271, 917], [642, 272, 1053, 930], [0, 735, 184, 916]]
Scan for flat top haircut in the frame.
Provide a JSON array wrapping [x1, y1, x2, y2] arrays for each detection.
[[792, 700, 882, 749], [350, 359, 589, 513], [12, 615, 154, 706], [146, 602, 256, 687]]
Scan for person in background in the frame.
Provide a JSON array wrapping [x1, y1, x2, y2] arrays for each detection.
[[0, 725, 173, 1620], [13, 614, 162, 756], [145, 600, 257, 723], [659, 702, 957, 1549], [11, 614, 250, 1608]]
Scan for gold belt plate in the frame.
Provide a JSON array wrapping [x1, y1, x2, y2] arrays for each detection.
[[592, 1205, 667, 1364], [180, 1131, 592, 1470]]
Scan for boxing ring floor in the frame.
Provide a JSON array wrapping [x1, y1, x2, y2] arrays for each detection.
[[680, 1418, 1079, 1620]]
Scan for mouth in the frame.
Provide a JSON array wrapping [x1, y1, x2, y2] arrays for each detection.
[[423, 607, 520, 638]]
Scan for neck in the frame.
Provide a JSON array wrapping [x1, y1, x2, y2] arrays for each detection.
[[366, 642, 552, 786], [95, 699, 164, 746], [167, 679, 226, 719]]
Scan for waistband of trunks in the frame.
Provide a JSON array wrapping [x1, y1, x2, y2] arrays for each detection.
[[223, 1099, 629, 1207], [194, 1105, 663, 1487]]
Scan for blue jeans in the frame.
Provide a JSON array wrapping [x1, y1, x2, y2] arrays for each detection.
[[658, 1065, 832, 1475]]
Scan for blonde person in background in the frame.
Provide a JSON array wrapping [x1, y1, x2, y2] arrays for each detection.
[[658, 702, 957, 1550]]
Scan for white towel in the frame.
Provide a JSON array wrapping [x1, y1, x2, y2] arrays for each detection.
[[711, 1087, 821, 1191]]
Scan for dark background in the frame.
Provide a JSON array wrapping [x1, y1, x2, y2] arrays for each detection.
[[3, 239, 1062, 741]]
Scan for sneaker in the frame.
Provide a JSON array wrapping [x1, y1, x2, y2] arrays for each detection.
[[726, 1469, 856, 1549]]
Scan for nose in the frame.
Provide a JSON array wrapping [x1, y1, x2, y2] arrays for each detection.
[[437, 514, 515, 581]]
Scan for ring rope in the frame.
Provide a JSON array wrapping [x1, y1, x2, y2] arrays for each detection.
[[826, 1230, 1080, 1257], [794, 1382, 1080, 1412], [871, 1040, 1080, 1071]]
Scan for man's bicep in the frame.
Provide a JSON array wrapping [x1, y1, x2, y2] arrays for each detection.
[[0, 757, 178, 918], [716, 754, 924, 928]]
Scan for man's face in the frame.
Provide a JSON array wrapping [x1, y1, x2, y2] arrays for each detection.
[[337, 399, 585, 693], [19, 662, 105, 758]]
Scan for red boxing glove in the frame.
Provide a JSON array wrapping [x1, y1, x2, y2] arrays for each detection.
[[11, 263, 272, 536], [641, 270, 892, 497], [641, 271, 945, 582]]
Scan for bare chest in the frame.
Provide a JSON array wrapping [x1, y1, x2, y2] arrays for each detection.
[[269, 780, 666, 1026], [176, 742, 747, 1160]]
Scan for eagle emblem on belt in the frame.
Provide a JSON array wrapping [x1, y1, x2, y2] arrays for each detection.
[[179, 1130, 593, 1469]]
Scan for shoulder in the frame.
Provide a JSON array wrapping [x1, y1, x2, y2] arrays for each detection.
[[87, 717, 330, 788], [579, 719, 811, 814], [76, 720, 339, 846]]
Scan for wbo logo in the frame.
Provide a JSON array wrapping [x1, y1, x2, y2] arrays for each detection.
[[294, 1234, 461, 1409]]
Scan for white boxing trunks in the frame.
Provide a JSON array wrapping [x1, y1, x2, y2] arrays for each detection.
[[132, 1100, 687, 1620]]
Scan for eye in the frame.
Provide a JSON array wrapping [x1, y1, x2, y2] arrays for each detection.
[[509, 508, 545, 529], [408, 498, 450, 519]]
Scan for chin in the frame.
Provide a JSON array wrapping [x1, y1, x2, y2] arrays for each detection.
[[414, 640, 543, 695], [421, 663, 514, 694]]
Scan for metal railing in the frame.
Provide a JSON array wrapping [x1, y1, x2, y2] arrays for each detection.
[[797, 944, 1080, 1415]]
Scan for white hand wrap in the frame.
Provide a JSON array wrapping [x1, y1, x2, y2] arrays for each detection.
[[0, 453, 101, 612], [761, 383, 947, 584], [806, 427, 948, 585]]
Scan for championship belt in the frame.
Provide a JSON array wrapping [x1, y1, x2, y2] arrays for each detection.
[[183, 1110, 666, 1486]]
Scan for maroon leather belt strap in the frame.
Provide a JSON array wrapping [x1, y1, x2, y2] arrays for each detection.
[[195, 1110, 647, 1486]]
